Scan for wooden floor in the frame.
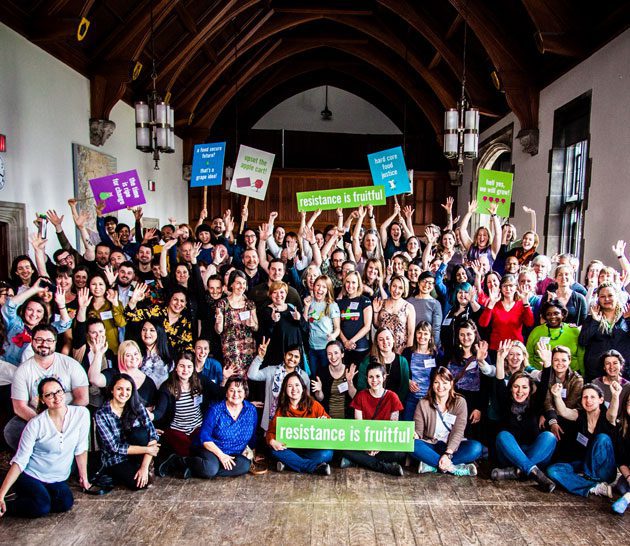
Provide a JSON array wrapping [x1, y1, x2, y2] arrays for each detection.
[[1, 466, 628, 545]]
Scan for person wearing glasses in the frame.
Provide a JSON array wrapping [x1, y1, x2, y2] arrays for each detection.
[[3, 325, 88, 451], [0, 377, 90, 518]]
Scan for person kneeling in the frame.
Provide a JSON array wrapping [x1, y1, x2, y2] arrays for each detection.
[[412, 366, 482, 476], [267, 372, 333, 475], [0, 378, 90, 518], [341, 362, 405, 476], [187, 376, 257, 479]]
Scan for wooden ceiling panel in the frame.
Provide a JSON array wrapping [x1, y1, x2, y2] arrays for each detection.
[[0, 0, 626, 153]]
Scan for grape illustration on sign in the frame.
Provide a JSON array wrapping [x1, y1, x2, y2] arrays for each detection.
[[229, 145, 275, 200], [367, 146, 410, 197], [476, 169, 514, 218]]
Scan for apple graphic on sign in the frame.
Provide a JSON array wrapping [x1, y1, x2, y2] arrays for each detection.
[[254, 179, 264, 191]]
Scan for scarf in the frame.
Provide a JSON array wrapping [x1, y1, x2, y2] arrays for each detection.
[[11, 331, 32, 348]]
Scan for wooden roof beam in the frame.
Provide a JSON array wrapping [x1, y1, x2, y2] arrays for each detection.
[[521, 0, 583, 56]]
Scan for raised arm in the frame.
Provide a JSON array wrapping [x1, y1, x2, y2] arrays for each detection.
[[441, 197, 454, 231], [303, 226, 322, 267], [487, 203, 502, 258], [160, 239, 177, 278], [257, 223, 271, 273], [400, 205, 415, 238], [607, 381, 622, 425], [380, 203, 400, 244], [70, 204, 95, 261], [458, 200, 477, 251], [612, 240, 630, 288], [550, 382, 579, 421], [29, 233, 48, 277], [523, 205, 537, 233], [353, 206, 366, 262]]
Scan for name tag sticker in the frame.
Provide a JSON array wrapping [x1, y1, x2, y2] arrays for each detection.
[[540, 337, 551, 345], [442, 318, 452, 326], [53, 314, 61, 323], [349, 302, 359, 310], [561, 388, 567, 399], [424, 358, 436, 369], [465, 361, 478, 372], [100, 310, 113, 320], [604, 401, 610, 408], [443, 413, 457, 426], [337, 381, 349, 393], [239, 310, 251, 321], [576, 432, 589, 447], [193, 395, 203, 407]]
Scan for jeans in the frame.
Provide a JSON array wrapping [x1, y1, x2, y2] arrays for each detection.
[[308, 348, 328, 378], [271, 447, 334, 473], [495, 430, 557, 474], [342, 450, 404, 473], [3, 416, 27, 452], [402, 395, 420, 421], [188, 449, 251, 478], [106, 426, 152, 490], [547, 434, 617, 497], [411, 439, 483, 467], [5, 472, 74, 518]]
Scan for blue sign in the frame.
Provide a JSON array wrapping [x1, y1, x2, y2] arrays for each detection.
[[367, 146, 410, 197], [190, 142, 226, 187]]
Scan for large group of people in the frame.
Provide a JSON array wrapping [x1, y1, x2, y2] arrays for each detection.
[[1, 196, 630, 519]]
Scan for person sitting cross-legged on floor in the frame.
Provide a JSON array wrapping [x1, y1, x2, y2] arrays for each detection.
[[411, 366, 482, 476], [266, 372, 334, 475]]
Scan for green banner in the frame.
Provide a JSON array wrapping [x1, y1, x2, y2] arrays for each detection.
[[296, 185, 386, 212], [476, 168, 514, 218], [276, 417, 415, 452]]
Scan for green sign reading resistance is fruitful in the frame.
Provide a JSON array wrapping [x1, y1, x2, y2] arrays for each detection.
[[296, 185, 386, 212], [476, 168, 514, 218], [276, 417, 415, 452]]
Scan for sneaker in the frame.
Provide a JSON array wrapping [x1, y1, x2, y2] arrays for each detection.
[[314, 462, 331, 476], [529, 466, 555, 493], [612, 495, 630, 515], [339, 457, 355, 469], [157, 453, 179, 478], [452, 463, 477, 477], [276, 461, 285, 472], [383, 462, 404, 477], [589, 482, 612, 498], [491, 467, 520, 481], [417, 461, 438, 474]]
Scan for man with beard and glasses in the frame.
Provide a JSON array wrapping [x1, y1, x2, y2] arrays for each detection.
[[239, 248, 268, 293], [249, 259, 303, 311], [4, 325, 88, 451]]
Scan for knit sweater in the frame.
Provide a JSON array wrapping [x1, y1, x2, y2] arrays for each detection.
[[479, 300, 534, 350]]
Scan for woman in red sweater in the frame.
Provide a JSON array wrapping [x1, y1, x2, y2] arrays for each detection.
[[479, 274, 534, 351], [266, 372, 333, 475]]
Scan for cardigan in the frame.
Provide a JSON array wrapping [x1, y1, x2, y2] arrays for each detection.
[[478, 300, 534, 350], [579, 316, 630, 381], [413, 395, 468, 454]]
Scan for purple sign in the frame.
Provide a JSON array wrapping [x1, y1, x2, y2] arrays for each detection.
[[89, 169, 146, 213]]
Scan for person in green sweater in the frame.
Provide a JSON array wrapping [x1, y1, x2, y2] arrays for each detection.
[[526, 300, 584, 375], [357, 327, 409, 404]]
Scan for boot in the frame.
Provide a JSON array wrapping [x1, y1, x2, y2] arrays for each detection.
[[491, 467, 520, 481], [529, 466, 555, 493]]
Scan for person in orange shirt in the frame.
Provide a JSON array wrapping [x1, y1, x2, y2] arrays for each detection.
[[266, 372, 333, 475]]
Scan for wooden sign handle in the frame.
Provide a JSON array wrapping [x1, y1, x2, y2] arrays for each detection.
[[239, 196, 249, 234]]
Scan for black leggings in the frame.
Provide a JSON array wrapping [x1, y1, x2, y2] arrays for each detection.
[[106, 426, 151, 490]]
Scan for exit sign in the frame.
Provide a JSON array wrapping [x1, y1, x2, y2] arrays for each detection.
[[0, 134, 5, 152]]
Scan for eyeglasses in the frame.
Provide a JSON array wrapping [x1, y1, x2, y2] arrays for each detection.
[[33, 338, 56, 344], [43, 389, 65, 400]]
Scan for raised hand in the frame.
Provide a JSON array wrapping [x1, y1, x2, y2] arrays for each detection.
[[372, 297, 383, 314], [311, 376, 323, 393], [402, 205, 415, 219], [130, 283, 148, 304], [103, 265, 117, 286], [612, 240, 627, 257], [199, 208, 208, 222], [46, 209, 64, 227], [257, 336, 270, 358], [77, 287, 93, 309], [163, 238, 177, 250], [95, 200, 106, 217], [54, 285, 67, 308], [476, 340, 489, 362], [191, 242, 202, 261], [29, 232, 47, 251], [142, 228, 157, 243], [105, 288, 119, 306], [441, 197, 454, 214], [487, 202, 498, 215], [496, 339, 514, 361], [610, 380, 622, 398], [467, 199, 478, 214], [366, 204, 374, 217], [268, 211, 278, 223], [258, 223, 270, 242], [536, 339, 553, 368], [74, 209, 89, 230], [345, 363, 357, 384], [522, 205, 534, 214], [131, 207, 143, 221]]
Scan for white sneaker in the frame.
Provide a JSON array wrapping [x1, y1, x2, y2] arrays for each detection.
[[589, 482, 612, 498], [276, 461, 285, 472]]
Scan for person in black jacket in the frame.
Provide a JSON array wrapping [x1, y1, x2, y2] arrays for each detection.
[[491, 339, 557, 492], [154, 351, 223, 477], [311, 340, 357, 419]]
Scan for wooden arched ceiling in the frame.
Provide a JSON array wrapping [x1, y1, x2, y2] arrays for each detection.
[[2, 0, 627, 156]]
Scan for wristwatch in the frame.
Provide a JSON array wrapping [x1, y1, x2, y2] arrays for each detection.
[[445, 452, 453, 459]]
